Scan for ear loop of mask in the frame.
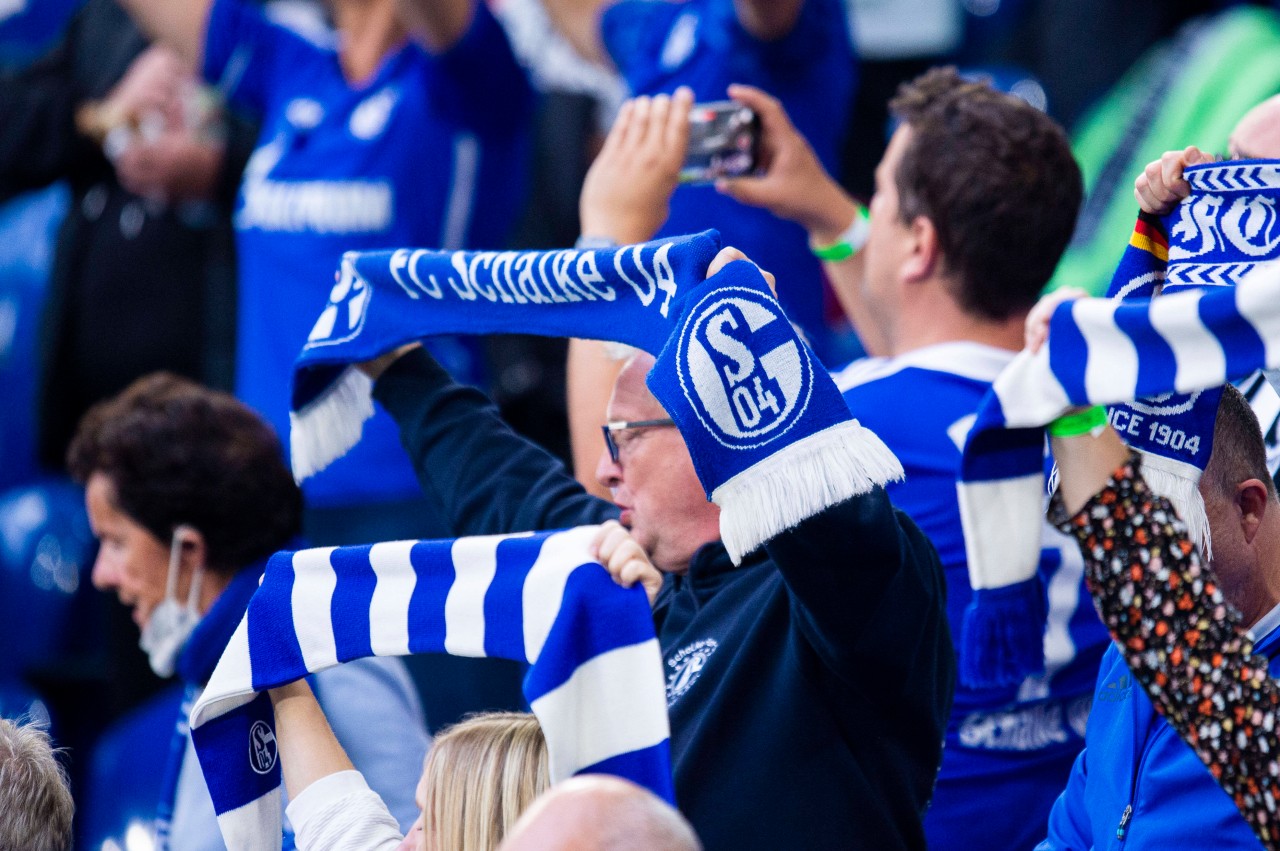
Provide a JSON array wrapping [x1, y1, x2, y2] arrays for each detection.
[[168, 524, 204, 612]]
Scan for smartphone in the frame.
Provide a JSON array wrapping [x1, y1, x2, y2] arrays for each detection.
[[680, 101, 760, 184]]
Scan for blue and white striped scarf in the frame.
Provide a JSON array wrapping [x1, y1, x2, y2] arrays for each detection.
[[957, 160, 1280, 688], [957, 249, 1280, 687], [188, 527, 672, 851]]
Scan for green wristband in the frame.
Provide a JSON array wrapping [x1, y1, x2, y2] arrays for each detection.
[[1048, 405, 1109, 438], [810, 203, 870, 262]]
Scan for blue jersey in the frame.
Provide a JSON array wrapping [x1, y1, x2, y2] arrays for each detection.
[[837, 343, 1111, 851], [601, 0, 855, 364], [203, 0, 532, 509]]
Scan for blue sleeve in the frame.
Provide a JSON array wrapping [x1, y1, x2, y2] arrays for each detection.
[[373, 347, 619, 536], [201, 0, 312, 117], [1038, 748, 1093, 851], [312, 657, 429, 832], [419, 1, 534, 138], [737, 0, 853, 72]]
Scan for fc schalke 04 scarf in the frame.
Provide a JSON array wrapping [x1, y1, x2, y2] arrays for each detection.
[[291, 232, 903, 564], [190, 527, 672, 851]]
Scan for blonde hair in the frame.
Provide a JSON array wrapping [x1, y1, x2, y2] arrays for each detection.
[[421, 711, 549, 851]]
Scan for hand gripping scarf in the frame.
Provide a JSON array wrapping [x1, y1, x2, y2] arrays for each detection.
[[290, 231, 902, 564], [189, 527, 672, 850], [957, 160, 1280, 688]]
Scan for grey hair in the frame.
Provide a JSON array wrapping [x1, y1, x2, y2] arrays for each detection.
[[0, 717, 74, 851]]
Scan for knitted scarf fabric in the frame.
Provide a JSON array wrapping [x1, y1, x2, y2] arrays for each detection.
[[189, 527, 672, 851], [290, 235, 903, 563], [957, 162, 1280, 688]]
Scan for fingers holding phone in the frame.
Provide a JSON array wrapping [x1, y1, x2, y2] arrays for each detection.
[[579, 87, 694, 244]]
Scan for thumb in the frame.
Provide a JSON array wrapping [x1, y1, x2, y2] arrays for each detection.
[[715, 176, 768, 210]]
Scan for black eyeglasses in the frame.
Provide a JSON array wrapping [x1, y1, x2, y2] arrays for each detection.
[[601, 418, 676, 463]]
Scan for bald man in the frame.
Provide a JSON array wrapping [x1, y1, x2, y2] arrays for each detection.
[[499, 776, 701, 851]]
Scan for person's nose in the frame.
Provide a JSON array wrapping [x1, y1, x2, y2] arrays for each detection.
[[90, 550, 118, 592], [595, 446, 622, 491]]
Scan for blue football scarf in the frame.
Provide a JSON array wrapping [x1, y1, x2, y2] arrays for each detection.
[[956, 160, 1280, 688], [1105, 160, 1280, 557], [291, 233, 902, 563], [188, 527, 673, 851]]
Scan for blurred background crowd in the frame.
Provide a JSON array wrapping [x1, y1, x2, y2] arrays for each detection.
[[3, 0, 1280, 848]]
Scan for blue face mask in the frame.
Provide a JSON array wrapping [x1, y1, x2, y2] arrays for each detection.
[[139, 526, 204, 678]]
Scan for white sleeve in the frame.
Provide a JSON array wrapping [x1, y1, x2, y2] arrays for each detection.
[[287, 770, 405, 851]]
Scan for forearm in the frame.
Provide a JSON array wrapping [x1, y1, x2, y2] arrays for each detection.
[[733, 0, 804, 41], [269, 680, 355, 801], [398, 0, 474, 53], [1056, 462, 1280, 848], [117, 0, 211, 67], [374, 347, 618, 536], [541, 0, 612, 67]]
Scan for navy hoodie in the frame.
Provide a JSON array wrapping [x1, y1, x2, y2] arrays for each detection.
[[375, 349, 954, 849]]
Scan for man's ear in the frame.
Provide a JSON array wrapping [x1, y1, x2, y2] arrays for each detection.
[[903, 215, 940, 283], [173, 524, 208, 571], [1236, 479, 1270, 544]]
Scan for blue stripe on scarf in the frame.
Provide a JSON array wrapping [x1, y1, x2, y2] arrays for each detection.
[[406, 541, 456, 654], [483, 535, 542, 660], [581, 742, 676, 802], [1205, 288, 1267, 378], [1114, 301, 1177, 390], [247, 567, 306, 691], [330, 546, 377, 661], [190, 692, 278, 814], [523, 563, 659, 701]]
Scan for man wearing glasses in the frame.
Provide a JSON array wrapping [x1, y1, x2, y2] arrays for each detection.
[[362, 263, 952, 850]]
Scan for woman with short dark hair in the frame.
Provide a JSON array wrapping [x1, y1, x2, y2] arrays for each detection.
[[69, 372, 429, 847]]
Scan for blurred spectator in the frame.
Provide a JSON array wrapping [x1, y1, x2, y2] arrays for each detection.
[[0, 0, 248, 472], [117, 0, 537, 732], [270, 679, 548, 851], [558, 0, 862, 484], [0, 717, 74, 851], [68, 373, 429, 845], [114, 0, 532, 547], [498, 775, 702, 851]]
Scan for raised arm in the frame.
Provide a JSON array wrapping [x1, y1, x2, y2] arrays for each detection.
[[368, 346, 618, 537], [270, 680, 406, 850], [116, 0, 210, 69], [717, 84, 887, 356], [539, 0, 613, 68]]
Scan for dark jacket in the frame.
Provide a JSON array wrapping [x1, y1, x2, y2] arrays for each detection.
[[0, 0, 251, 466], [375, 348, 955, 850]]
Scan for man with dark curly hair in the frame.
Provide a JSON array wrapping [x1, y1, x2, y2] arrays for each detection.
[[719, 67, 1109, 849], [68, 373, 430, 848]]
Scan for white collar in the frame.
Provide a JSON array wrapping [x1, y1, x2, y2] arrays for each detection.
[[834, 341, 1016, 391], [1248, 599, 1280, 644]]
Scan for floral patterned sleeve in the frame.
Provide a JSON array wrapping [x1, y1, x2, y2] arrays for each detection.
[[1049, 457, 1280, 850]]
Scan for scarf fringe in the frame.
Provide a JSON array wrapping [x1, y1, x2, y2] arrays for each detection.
[[289, 368, 375, 482], [713, 421, 904, 564], [959, 577, 1047, 689], [1135, 451, 1213, 562]]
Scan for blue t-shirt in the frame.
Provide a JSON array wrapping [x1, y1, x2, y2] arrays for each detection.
[[837, 343, 1111, 849], [203, 0, 532, 509], [601, 0, 855, 364]]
